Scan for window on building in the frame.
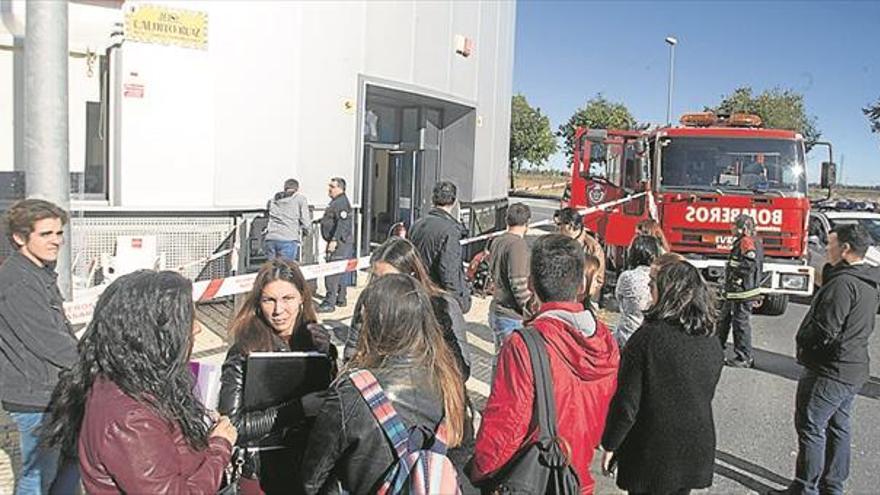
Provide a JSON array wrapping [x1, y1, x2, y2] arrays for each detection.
[[70, 55, 108, 200]]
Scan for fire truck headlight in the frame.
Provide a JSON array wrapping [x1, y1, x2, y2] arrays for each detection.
[[780, 274, 808, 291]]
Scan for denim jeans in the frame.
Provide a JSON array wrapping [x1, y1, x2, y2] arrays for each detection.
[[9, 412, 80, 495], [264, 239, 301, 262], [790, 369, 859, 495], [488, 312, 524, 376]]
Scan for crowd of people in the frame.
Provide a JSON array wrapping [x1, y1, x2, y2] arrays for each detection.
[[0, 180, 876, 494]]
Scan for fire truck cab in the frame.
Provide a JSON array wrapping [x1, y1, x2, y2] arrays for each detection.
[[564, 113, 818, 316]]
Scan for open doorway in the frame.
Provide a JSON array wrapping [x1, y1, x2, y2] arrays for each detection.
[[361, 85, 471, 251], [365, 145, 414, 244]]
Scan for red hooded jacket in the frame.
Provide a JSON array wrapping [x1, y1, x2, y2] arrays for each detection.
[[470, 302, 620, 494]]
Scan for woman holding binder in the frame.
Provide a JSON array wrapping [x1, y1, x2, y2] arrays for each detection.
[[218, 259, 336, 494]]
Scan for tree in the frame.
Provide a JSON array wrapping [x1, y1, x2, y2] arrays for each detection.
[[707, 86, 821, 149], [864, 97, 880, 135], [509, 94, 558, 188], [557, 94, 636, 160]]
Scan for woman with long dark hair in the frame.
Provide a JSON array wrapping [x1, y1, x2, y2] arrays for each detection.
[[302, 273, 466, 493], [343, 237, 471, 379], [602, 261, 724, 495], [615, 235, 663, 348], [43, 270, 237, 493], [218, 259, 336, 494]]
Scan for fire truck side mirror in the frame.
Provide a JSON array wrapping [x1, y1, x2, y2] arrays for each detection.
[[635, 139, 649, 182], [820, 161, 837, 189], [637, 156, 650, 183]]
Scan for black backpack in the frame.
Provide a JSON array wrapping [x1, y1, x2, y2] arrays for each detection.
[[480, 326, 580, 494]]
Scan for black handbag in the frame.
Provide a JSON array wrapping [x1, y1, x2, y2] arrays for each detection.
[[483, 326, 580, 495]]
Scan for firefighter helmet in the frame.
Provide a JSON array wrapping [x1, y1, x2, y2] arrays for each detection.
[[733, 214, 756, 235]]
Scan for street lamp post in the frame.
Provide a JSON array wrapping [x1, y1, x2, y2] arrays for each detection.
[[665, 36, 677, 126], [25, 1, 72, 297]]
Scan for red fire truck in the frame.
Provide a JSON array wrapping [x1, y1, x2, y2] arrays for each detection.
[[564, 112, 834, 315]]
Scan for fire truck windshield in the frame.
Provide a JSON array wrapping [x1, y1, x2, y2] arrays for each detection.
[[659, 136, 806, 195]]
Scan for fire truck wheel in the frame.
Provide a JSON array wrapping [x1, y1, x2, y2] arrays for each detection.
[[753, 294, 788, 316]]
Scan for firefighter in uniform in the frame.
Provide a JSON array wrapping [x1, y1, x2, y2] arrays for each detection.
[[717, 214, 764, 368], [317, 177, 354, 313]]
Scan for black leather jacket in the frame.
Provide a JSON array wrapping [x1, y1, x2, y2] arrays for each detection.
[[724, 234, 764, 296], [409, 208, 472, 313], [301, 357, 445, 494], [218, 324, 337, 480]]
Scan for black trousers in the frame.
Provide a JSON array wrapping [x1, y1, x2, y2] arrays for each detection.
[[324, 242, 354, 306], [717, 300, 753, 362]]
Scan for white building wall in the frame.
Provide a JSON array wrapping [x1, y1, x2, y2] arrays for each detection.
[[116, 40, 215, 207], [475, 1, 503, 202], [293, 1, 364, 206], [210, 2, 302, 208], [2, 0, 515, 210], [412, 2, 454, 93], [449, 1, 480, 100]]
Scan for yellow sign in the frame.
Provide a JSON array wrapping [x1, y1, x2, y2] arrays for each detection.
[[125, 4, 208, 49]]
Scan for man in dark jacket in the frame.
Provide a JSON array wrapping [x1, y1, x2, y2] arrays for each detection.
[[318, 177, 354, 313], [0, 199, 80, 494], [409, 181, 472, 313], [770, 224, 880, 495]]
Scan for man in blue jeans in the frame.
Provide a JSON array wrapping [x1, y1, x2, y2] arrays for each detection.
[[0, 199, 80, 494], [264, 178, 311, 262], [487, 203, 534, 368], [769, 224, 880, 495]]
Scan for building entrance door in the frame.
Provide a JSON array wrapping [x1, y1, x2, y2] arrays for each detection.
[[363, 144, 420, 248]]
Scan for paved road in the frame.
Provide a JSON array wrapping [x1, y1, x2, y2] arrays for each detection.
[[509, 194, 560, 225], [703, 300, 880, 495], [461, 295, 880, 495]]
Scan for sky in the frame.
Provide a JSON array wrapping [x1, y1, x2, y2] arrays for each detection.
[[513, 1, 880, 185]]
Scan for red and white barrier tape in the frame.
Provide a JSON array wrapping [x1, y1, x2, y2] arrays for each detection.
[[64, 191, 648, 325], [176, 248, 235, 272], [460, 191, 648, 246], [64, 255, 372, 326], [512, 181, 568, 193]]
